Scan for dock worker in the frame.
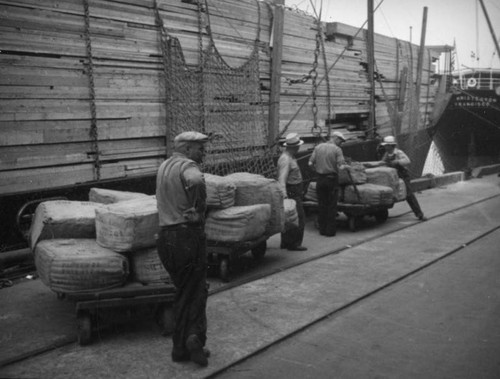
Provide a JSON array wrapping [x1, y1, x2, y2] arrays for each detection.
[[277, 133, 308, 251], [369, 135, 427, 221], [308, 131, 347, 237], [156, 131, 211, 367]]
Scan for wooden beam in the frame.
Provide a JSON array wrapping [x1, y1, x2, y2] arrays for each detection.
[[268, 0, 284, 146], [367, 0, 375, 138], [415, 7, 428, 107]]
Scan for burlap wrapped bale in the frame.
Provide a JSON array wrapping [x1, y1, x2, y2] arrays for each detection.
[[339, 162, 367, 185], [365, 167, 400, 194], [226, 172, 284, 236], [283, 199, 299, 231], [395, 178, 407, 201], [89, 188, 149, 204], [34, 239, 129, 293], [204, 174, 236, 209], [130, 247, 171, 284], [205, 204, 271, 242], [95, 196, 158, 252], [304, 181, 318, 202], [342, 183, 394, 205], [29, 200, 102, 250]]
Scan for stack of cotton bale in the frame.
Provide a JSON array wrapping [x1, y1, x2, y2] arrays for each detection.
[[364, 167, 405, 202], [283, 199, 299, 231], [94, 194, 170, 285], [204, 173, 279, 243], [29, 188, 172, 293], [341, 183, 394, 205], [339, 163, 395, 205], [303, 161, 396, 206], [89, 187, 150, 204], [304, 181, 318, 202], [339, 162, 368, 186], [29, 200, 130, 293], [226, 172, 285, 236]]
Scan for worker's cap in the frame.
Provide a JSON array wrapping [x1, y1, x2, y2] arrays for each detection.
[[174, 131, 210, 143], [283, 133, 304, 146], [381, 135, 397, 145], [332, 131, 346, 141]]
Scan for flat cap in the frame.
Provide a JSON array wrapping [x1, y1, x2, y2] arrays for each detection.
[[174, 131, 209, 143]]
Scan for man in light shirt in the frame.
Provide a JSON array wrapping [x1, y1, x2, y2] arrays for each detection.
[[370, 135, 427, 221], [156, 131, 211, 367], [277, 133, 308, 251]]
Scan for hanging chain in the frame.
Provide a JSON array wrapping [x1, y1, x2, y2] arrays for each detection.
[[318, 19, 332, 139], [83, 0, 100, 180], [310, 26, 322, 139], [154, 0, 173, 154], [198, 1, 206, 133]]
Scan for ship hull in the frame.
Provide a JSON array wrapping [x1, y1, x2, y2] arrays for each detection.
[[433, 89, 500, 172]]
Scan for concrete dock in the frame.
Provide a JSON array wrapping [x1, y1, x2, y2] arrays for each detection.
[[1, 174, 499, 379]]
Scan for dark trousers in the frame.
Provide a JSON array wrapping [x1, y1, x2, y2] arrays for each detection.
[[316, 174, 339, 236], [157, 224, 208, 357], [281, 183, 305, 248], [400, 172, 424, 218]]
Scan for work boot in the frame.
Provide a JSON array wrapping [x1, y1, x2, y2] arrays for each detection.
[[186, 334, 208, 367], [171, 349, 190, 362], [172, 347, 210, 363], [418, 214, 427, 221], [287, 246, 307, 251]]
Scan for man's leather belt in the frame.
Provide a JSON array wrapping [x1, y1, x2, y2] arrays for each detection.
[[161, 222, 203, 230]]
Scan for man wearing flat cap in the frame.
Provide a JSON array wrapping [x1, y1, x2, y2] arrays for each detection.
[[308, 131, 347, 236], [156, 131, 210, 366]]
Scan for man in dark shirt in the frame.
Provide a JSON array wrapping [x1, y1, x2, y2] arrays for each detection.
[[308, 132, 347, 236]]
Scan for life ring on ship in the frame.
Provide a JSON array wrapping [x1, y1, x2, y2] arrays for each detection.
[[467, 77, 477, 88]]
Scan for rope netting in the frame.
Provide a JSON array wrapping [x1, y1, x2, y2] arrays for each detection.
[[156, 1, 277, 179], [388, 41, 435, 178]]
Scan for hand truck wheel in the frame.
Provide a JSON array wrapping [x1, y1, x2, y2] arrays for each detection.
[[77, 310, 93, 346], [219, 257, 229, 282], [251, 241, 267, 260]]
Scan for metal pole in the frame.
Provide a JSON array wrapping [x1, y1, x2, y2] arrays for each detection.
[[415, 7, 428, 104], [478, 0, 500, 66]]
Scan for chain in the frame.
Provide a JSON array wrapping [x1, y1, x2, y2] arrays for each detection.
[[198, 1, 206, 133], [318, 19, 332, 139], [310, 25, 322, 140], [83, 0, 100, 180], [154, 0, 173, 154]]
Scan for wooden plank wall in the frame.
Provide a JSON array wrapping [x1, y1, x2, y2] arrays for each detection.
[[0, 0, 439, 196]]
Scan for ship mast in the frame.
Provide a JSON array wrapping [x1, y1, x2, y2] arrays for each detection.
[[477, 0, 500, 66]]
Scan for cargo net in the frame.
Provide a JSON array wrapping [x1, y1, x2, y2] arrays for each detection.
[[380, 41, 435, 179], [159, 16, 277, 179]]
